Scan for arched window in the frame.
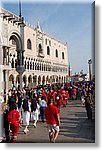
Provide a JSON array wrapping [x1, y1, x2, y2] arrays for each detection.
[[38, 44, 42, 53], [24, 61, 26, 69], [11, 58, 14, 68], [27, 61, 29, 70], [35, 62, 37, 70], [47, 46, 50, 55], [15, 59, 17, 68], [30, 62, 32, 70], [44, 64, 45, 71], [45, 39, 47, 45], [33, 62, 34, 70], [46, 64, 47, 71], [27, 39, 32, 50], [37, 63, 39, 70], [62, 52, 64, 59], [42, 64, 43, 71], [23, 75, 26, 84], [40, 63, 41, 71], [55, 49, 58, 57]]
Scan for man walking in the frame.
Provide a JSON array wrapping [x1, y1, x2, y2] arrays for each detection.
[[45, 97, 60, 143]]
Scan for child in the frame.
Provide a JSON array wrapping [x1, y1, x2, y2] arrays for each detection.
[[8, 103, 21, 143]]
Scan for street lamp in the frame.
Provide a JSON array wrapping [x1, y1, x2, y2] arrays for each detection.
[[16, 1, 25, 90], [88, 59, 92, 81]]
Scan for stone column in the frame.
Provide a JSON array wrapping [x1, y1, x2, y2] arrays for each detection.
[[3, 70, 9, 102], [0, 44, 3, 65], [14, 75, 17, 88], [2, 46, 10, 65], [36, 76, 38, 86], [54, 76, 56, 83], [31, 75, 34, 88], [40, 76, 42, 85], [26, 75, 29, 87], [0, 65, 3, 94], [19, 72, 22, 89], [6, 70, 9, 101]]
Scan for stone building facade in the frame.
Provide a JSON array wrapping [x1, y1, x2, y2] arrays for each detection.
[[0, 7, 68, 94]]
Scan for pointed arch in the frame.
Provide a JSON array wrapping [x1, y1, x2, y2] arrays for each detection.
[[27, 39, 32, 50], [9, 32, 22, 49]]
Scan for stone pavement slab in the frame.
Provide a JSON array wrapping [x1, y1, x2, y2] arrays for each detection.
[[17, 100, 95, 143]]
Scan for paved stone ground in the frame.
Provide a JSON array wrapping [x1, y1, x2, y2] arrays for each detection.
[[17, 100, 95, 143]]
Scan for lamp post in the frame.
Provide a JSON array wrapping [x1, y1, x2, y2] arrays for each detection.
[[88, 59, 92, 81], [16, 1, 25, 90]]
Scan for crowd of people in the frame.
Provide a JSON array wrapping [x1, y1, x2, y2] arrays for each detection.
[[0, 81, 95, 143]]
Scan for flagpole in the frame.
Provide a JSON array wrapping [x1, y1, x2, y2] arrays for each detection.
[[19, 0, 21, 18]]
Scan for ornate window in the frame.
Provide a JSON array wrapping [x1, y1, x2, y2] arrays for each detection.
[[47, 46, 50, 55], [30, 62, 32, 70], [11, 58, 14, 68], [15, 59, 17, 68], [38, 44, 43, 53], [27, 39, 32, 50], [40, 63, 41, 71], [42, 64, 43, 71], [24, 61, 26, 69], [35, 62, 37, 70], [44, 64, 45, 71], [37, 63, 39, 70], [55, 49, 58, 57], [27, 61, 29, 70], [49, 40, 51, 46], [33, 62, 34, 70], [62, 52, 64, 59], [45, 39, 47, 45]]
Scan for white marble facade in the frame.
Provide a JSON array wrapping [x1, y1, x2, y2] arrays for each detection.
[[0, 7, 68, 94]]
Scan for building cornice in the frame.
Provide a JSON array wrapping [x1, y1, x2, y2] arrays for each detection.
[[1, 7, 68, 47]]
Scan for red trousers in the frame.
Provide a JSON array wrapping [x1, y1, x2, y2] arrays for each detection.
[[10, 124, 19, 143]]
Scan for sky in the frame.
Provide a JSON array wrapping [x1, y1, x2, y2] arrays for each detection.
[[0, 0, 94, 74]]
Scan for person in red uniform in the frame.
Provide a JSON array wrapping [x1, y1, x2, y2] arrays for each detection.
[[46, 89, 50, 100], [52, 89, 57, 106], [8, 103, 21, 143], [72, 86, 77, 100], [45, 97, 60, 143], [65, 90, 69, 105], [62, 89, 66, 107], [56, 90, 62, 111]]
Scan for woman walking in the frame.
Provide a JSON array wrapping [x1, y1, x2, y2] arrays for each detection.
[[22, 96, 31, 134], [31, 93, 40, 127]]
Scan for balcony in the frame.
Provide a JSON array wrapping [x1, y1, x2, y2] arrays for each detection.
[[37, 51, 44, 58]]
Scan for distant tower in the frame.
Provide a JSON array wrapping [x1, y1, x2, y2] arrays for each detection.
[[69, 63, 72, 77]]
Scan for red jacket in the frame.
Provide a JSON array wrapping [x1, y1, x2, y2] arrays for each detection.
[[8, 110, 20, 126]]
